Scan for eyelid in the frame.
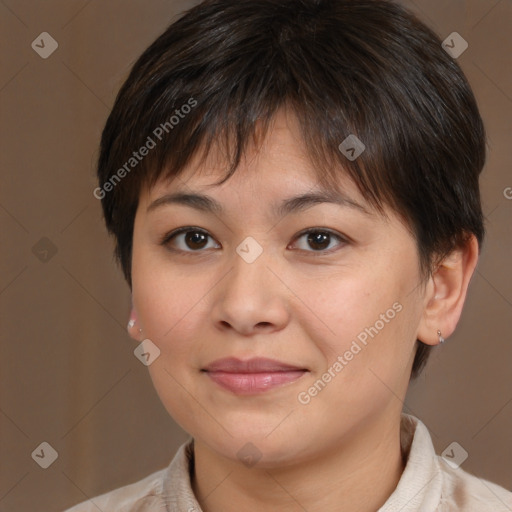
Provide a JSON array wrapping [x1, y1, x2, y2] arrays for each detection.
[[289, 227, 349, 254], [161, 226, 207, 242], [291, 227, 350, 244], [160, 226, 217, 248]]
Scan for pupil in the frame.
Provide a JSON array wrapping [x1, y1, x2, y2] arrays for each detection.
[[308, 232, 329, 250], [186, 231, 207, 249]]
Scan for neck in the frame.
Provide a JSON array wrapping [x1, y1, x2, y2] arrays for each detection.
[[191, 414, 405, 512]]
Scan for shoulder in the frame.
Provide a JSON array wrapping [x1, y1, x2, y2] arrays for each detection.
[[62, 466, 168, 512], [387, 414, 512, 512], [436, 455, 512, 511], [61, 439, 197, 512]]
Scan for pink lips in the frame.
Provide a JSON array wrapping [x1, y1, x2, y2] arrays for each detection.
[[203, 357, 308, 395]]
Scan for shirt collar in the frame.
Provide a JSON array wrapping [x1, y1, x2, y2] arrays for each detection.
[[162, 413, 442, 512], [378, 413, 442, 511]]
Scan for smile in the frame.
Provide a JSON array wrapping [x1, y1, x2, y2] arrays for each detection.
[[202, 357, 309, 395]]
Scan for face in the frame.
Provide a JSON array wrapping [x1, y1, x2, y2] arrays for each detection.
[[130, 108, 428, 467]]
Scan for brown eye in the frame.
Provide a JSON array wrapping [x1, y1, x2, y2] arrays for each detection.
[[183, 231, 209, 250], [307, 232, 331, 251], [291, 229, 347, 253], [162, 228, 219, 252]]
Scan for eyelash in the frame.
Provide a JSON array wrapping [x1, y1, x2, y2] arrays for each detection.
[[160, 226, 349, 257]]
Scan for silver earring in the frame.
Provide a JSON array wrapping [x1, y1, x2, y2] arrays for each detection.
[[437, 329, 445, 344], [127, 319, 135, 329]]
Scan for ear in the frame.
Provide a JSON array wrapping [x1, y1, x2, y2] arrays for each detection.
[[416, 234, 480, 346], [127, 306, 141, 341]]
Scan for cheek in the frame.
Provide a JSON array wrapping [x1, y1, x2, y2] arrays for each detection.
[[303, 269, 394, 346], [131, 231, 208, 337], [133, 270, 209, 354], [304, 265, 419, 395], [130, 256, 211, 433]]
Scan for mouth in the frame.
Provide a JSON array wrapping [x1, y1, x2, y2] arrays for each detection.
[[202, 357, 309, 395]]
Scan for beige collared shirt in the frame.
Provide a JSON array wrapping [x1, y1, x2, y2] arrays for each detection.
[[63, 414, 512, 511]]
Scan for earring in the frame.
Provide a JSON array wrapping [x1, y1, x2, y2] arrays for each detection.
[[127, 319, 135, 329], [437, 329, 445, 344]]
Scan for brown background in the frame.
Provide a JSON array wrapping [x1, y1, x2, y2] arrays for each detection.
[[0, 1, 511, 510]]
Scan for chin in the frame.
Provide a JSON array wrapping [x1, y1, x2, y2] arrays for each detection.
[[199, 425, 313, 469]]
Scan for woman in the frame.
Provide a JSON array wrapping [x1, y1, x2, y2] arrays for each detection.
[[66, 0, 512, 510]]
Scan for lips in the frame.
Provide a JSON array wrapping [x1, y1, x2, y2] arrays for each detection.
[[202, 357, 308, 395], [204, 357, 307, 373]]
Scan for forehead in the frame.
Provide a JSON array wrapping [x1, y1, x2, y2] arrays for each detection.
[[143, 108, 364, 206]]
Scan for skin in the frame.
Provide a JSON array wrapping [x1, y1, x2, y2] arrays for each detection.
[[127, 107, 479, 512]]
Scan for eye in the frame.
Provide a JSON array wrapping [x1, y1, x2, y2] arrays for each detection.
[[290, 228, 348, 254], [161, 227, 348, 255], [161, 227, 220, 253]]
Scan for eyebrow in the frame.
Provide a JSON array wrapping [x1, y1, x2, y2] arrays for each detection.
[[147, 189, 372, 217]]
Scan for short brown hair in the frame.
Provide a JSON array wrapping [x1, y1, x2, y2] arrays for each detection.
[[96, 0, 486, 378]]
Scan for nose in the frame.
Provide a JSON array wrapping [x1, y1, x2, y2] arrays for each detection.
[[210, 246, 290, 336]]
